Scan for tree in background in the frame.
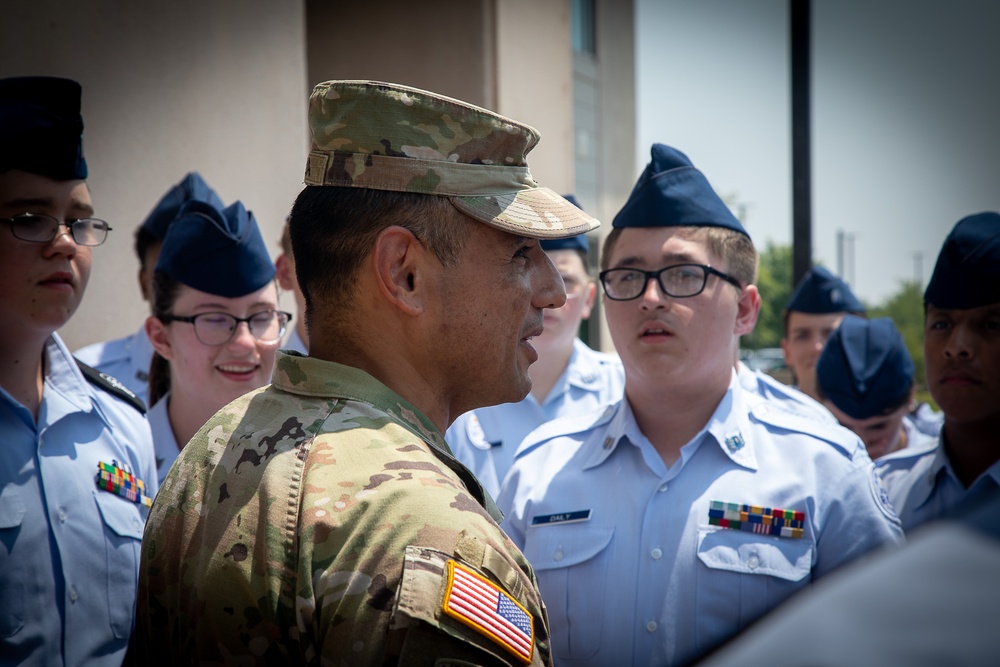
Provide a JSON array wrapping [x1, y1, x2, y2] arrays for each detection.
[[744, 242, 793, 349], [742, 243, 933, 408]]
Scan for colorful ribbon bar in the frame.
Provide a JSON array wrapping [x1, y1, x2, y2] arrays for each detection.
[[95, 460, 152, 507], [708, 500, 805, 539]]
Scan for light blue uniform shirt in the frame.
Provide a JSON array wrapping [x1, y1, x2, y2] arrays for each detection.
[[498, 373, 903, 667], [910, 403, 944, 437], [75, 324, 154, 407], [148, 393, 181, 484], [736, 361, 836, 423], [0, 334, 157, 666], [446, 338, 624, 497], [877, 432, 1000, 531]]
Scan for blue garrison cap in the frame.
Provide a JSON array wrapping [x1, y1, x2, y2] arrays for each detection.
[[141, 172, 225, 241], [817, 316, 914, 419], [786, 266, 865, 314], [924, 212, 1000, 310], [541, 195, 589, 253], [155, 199, 275, 298], [0, 76, 87, 180], [611, 143, 748, 238]]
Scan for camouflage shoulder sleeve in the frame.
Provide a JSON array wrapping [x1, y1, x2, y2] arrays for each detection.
[[391, 539, 551, 666]]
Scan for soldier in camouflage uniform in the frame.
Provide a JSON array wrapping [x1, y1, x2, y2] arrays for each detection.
[[134, 80, 599, 665]]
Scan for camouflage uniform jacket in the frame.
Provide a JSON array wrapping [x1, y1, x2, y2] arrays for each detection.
[[134, 351, 552, 666]]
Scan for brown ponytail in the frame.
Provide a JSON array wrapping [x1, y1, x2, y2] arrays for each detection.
[[147, 271, 184, 408]]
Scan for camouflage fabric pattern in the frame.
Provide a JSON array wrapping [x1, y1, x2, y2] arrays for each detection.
[[303, 80, 599, 240], [135, 351, 551, 666]]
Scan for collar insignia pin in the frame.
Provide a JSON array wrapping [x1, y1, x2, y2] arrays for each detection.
[[725, 433, 745, 453]]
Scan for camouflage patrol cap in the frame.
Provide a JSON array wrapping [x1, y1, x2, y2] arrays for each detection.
[[304, 80, 599, 240]]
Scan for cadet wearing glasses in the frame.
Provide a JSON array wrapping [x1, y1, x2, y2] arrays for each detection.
[[497, 144, 903, 667], [0, 76, 157, 667], [143, 198, 288, 483]]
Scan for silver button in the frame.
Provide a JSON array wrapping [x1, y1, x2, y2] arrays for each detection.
[[646, 620, 658, 633], [651, 547, 663, 560], [747, 554, 760, 570]]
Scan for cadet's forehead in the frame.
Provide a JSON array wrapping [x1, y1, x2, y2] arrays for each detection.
[[926, 301, 1000, 319], [0, 169, 92, 212], [545, 248, 587, 270], [608, 226, 713, 264], [787, 311, 846, 331]]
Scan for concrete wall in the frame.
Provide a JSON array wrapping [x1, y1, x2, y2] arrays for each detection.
[[1, 0, 310, 350], [305, 0, 576, 198], [306, 0, 496, 109]]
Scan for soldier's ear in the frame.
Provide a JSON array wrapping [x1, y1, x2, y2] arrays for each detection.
[[145, 315, 175, 360], [372, 225, 428, 316]]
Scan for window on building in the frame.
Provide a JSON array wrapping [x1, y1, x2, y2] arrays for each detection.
[[572, 0, 596, 56]]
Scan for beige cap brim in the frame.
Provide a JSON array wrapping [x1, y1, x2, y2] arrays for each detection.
[[450, 187, 600, 239]]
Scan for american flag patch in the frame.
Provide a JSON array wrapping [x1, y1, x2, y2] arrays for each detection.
[[96, 460, 152, 507], [708, 500, 805, 539], [442, 560, 534, 664]]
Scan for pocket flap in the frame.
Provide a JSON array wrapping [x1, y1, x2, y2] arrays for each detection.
[[523, 524, 614, 571], [94, 491, 144, 540], [0, 489, 25, 529], [697, 527, 812, 582]]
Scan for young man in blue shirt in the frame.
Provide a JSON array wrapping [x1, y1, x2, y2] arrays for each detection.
[[499, 144, 903, 666]]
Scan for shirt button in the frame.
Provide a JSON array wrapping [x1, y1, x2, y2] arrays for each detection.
[[646, 620, 658, 633], [658, 483, 669, 493], [651, 547, 663, 560], [747, 554, 760, 570], [553, 549, 564, 562], [69, 586, 78, 602], [58, 509, 67, 523]]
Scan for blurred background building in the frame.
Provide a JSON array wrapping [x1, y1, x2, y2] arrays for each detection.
[[1, 0, 635, 352], [3, 0, 999, 361]]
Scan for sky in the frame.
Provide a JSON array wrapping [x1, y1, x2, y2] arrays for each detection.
[[634, 0, 1000, 306]]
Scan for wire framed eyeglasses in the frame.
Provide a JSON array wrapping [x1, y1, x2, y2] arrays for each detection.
[[4, 213, 112, 246]]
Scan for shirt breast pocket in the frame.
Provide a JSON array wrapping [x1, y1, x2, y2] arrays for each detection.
[[0, 489, 27, 638], [523, 525, 614, 661], [696, 526, 814, 652], [94, 491, 145, 638]]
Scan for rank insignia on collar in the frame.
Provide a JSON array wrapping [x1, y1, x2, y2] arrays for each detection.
[[724, 433, 745, 453], [95, 460, 152, 507], [708, 500, 805, 539], [442, 560, 534, 664]]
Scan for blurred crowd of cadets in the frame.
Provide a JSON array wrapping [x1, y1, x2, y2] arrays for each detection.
[[743, 242, 933, 407]]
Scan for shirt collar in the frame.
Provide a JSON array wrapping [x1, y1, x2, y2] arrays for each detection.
[[271, 350, 448, 451], [910, 432, 1000, 510], [39, 334, 103, 428], [582, 371, 758, 472]]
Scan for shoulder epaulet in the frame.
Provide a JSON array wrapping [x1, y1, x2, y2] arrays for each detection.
[[516, 402, 618, 459], [749, 401, 860, 457], [75, 358, 147, 414]]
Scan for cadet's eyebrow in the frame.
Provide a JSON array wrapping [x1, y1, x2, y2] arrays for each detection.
[[1, 196, 95, 217], [614, 251, 699, 268]]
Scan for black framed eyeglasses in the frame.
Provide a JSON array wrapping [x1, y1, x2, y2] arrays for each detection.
[[160, 309, 292, 346], [599, 263, 742, 301], [4, 213, 112, 246]]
